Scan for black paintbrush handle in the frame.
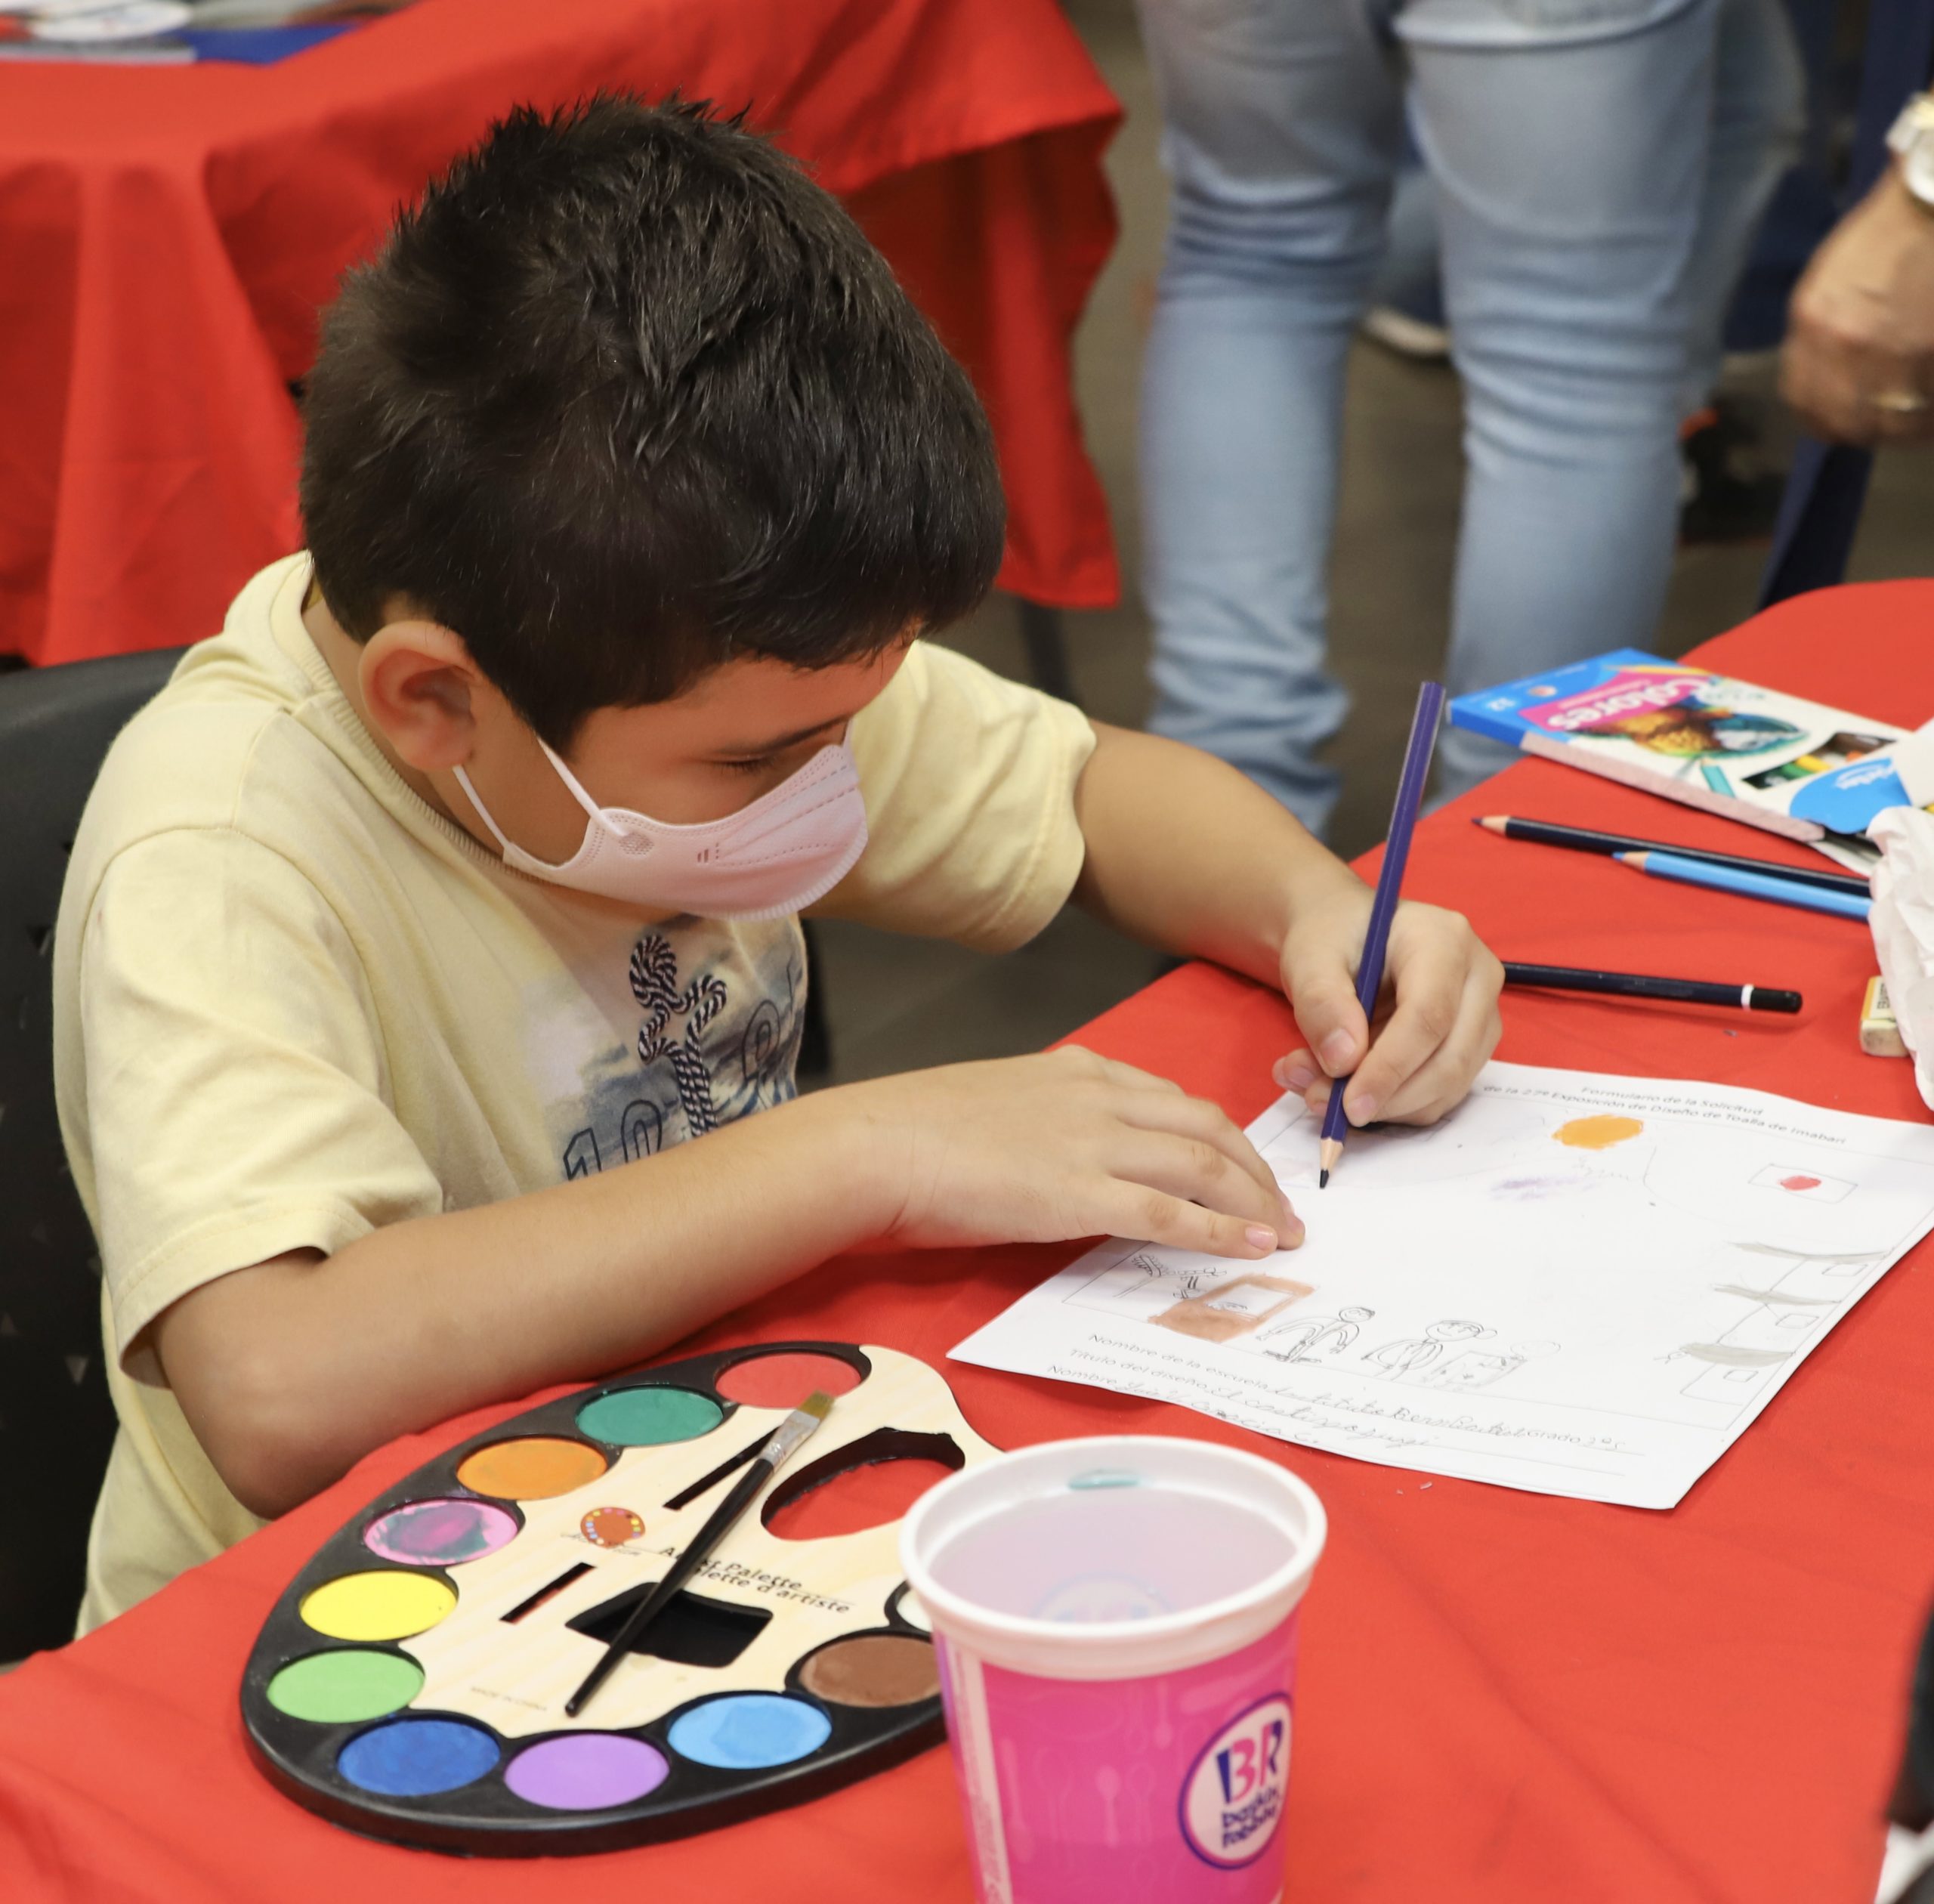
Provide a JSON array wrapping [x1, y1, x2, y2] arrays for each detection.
[[663, 1429, 771, 1511], [1486, 816, 1870, 895], [564, 1456, 773, 1717], [1503, 962, 1802, 1013]]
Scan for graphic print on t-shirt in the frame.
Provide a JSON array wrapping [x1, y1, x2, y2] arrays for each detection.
[[555, 924, 804, 1181]]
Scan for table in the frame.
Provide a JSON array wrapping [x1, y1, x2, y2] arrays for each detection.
[[0, 0, 1120, 666], [5, 581, 1933, 1903]]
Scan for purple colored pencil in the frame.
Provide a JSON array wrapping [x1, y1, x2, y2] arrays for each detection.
[[1318, 681, 1444, 1186]]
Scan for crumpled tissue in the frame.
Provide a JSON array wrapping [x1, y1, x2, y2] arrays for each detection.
[[1868, 805, 1934, 1111]]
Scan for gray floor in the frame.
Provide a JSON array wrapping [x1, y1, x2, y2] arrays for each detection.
[[808, 0, 1932, 1088]]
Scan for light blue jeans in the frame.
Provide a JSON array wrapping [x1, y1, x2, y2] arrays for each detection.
[[1136, 0, 1804, 826]]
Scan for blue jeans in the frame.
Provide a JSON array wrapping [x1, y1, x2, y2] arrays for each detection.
[[1136, 0, 1804, 827]]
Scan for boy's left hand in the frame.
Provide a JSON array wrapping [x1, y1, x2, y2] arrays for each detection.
[[1271, 886, 1503, 1128]]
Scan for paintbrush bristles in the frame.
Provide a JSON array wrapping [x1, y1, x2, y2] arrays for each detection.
[[798, 1392, 833, 1420]]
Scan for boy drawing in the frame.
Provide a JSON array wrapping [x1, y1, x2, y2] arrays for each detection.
[[54, 99, 1502, 1630]]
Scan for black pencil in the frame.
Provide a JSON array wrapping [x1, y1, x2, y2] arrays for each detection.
[[1503, 962, 1802, 1013], [1476, 814, 1870, 895], [564, 1391, 834, 1719]]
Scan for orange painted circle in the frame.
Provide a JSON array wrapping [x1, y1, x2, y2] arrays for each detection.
[[1552, 1114, 1645, 1151], [455, 1437, 608, 1501]]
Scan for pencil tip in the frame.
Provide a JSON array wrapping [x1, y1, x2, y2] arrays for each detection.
[[1318, 1169, 1330, 1188], [1475, 815, 1503, 833]]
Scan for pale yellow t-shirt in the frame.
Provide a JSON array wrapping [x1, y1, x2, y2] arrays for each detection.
[[54, 553, 1095, 1632]]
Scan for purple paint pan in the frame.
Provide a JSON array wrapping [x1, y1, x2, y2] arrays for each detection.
[[504, 1734, 671, 1811], [363, 1498, 518, 1568]]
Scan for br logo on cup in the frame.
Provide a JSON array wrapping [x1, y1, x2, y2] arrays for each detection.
[[1179, 1694, 1292, 1868]]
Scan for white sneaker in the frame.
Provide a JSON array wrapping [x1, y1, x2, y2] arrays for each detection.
[[1361, 304, 1451, 361]]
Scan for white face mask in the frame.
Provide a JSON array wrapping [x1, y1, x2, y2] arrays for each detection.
[[453, 736, 869, 920]]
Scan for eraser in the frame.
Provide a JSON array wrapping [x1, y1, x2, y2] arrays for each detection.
[[1861, 976, 1908, 1058]]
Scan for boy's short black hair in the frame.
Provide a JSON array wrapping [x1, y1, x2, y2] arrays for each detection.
[[300, 96, 1006, 749]]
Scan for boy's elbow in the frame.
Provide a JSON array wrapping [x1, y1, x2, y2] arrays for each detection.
[[191, 1352, 323, 1520], [211, 1426, 313, 1522], [150, 1252, 341, 1520]]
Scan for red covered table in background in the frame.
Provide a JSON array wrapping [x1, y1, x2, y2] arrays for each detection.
[[5, 583, 1934, 1902], [0, 0, 1120, 665]]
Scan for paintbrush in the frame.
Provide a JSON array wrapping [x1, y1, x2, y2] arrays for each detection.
[[1319, 682, 1444, 1187], [564, 1391, 835, 1719]]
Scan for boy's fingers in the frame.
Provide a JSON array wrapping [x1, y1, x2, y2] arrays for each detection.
[[1339, 957, 1465, 1127], [1108, 1133, 1303, 1246], [1097, 1182, 1287, 1260], [1304, 966, 1501, 1124], [1281, 942, 1370, 1080], [1055, 1046, 1185, 1094], [1373, 971, 1503, 1124], [1110, 1090, 1295, 1225], [1273, 1049, 1321, 1094]]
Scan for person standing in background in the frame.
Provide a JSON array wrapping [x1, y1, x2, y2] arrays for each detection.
[[1781, 91, 1934, 450], [1135, 0, 1804, 828]]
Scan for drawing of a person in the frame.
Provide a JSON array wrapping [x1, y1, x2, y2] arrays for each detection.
[[1361, 1318, 1491, 1377], [1415, 1338, 1557, 1390], [1258, 1305, 1373, 1363]]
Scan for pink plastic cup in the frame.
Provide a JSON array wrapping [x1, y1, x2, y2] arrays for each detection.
[[901, 1436, 1327, 1904]]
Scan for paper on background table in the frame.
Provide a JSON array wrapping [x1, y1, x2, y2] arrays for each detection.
[[952, 1062, 1934, 1507]]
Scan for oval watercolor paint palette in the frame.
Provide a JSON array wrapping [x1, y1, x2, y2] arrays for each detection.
[[240, 1341, 999, 1855]]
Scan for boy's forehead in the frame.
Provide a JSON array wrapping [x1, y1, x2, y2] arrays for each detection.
[[615, 639, 911, 750]]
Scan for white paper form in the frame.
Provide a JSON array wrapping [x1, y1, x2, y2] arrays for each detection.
[[951, 1062, 1934, 1507]]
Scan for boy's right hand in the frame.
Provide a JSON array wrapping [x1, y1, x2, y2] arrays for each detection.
[[839, 1046, 1302, 1259]]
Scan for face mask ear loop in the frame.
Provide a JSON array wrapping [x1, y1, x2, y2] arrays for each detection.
[[536, 738, 611, 827], [450, 762, 518, 856]]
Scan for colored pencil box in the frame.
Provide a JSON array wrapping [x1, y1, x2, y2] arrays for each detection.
[[1449, 650, 1917, 871]]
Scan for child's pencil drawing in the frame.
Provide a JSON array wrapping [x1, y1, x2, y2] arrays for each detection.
[[1360, 1320, 1492, 1378], [954, 1063, 1934, 1508], [1150, 1274, 1315, 1344], [1412, 1340, 1558, 1391], [1247, 1306, 1374, 1362]]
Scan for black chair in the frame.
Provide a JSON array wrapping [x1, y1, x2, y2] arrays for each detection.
[[1889, 1604, 1934, 1904], [1014, 596, 1080, 709], [0, 647, 184, 1658]]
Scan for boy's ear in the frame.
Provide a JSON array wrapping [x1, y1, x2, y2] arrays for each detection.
[[357, 620, 485, 771]]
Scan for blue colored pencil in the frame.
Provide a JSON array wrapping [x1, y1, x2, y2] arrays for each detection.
[[1614, 850, 1871, 921], [1319, 681, 1445, 1186]]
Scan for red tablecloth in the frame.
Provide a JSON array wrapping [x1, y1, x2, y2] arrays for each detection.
[[0, 0, 1120, 665], [5, 583, 1932, 1903]]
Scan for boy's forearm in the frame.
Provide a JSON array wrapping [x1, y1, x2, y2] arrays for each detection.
[[156, 1090, 892, 1517], [1070, 722, 1364, 982]]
